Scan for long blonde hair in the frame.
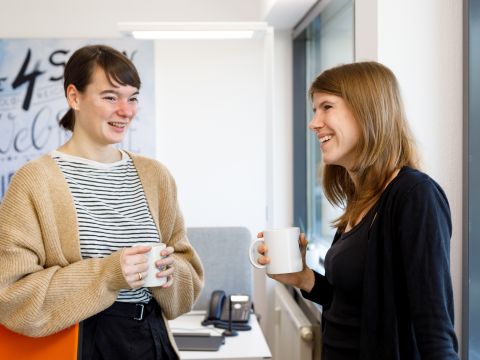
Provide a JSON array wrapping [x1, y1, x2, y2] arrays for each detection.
[[309, 61, 419, 231]]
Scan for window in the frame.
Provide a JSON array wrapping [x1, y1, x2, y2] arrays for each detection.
[[465, 1, 480, 358], [293, 0, 354, 274]]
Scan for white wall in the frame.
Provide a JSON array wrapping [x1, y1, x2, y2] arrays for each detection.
[[355, 0, 464, 347], [154, 39, 267, 231], [152, 28, 294, 348], [154, 38, 273, 337]]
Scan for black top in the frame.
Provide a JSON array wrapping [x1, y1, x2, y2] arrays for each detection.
[[301, 167, 459, 359], [322, 205, 375, 351]]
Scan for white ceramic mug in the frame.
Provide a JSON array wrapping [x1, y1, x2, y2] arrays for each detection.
[[141, 242, 167, 287], [249, 227, 302, 274]]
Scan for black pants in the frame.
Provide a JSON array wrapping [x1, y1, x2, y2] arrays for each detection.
[[81, 299, 178, 360]]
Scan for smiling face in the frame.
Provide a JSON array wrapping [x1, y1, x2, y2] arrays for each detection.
[[308, 92, 361, 170], [66, 66, 139, 148]]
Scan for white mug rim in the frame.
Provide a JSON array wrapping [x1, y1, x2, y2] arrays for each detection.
[[263, 226, 299, 233]]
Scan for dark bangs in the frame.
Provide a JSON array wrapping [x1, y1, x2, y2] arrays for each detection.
[[96, 47, 141, 89]]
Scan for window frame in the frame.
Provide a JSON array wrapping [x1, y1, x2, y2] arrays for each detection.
[[292, 0, 354, 272], [463, 0, 480, 359]]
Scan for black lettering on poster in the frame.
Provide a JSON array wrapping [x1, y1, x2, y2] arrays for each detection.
[[48, 49, 69, 81], [11, 49, 46, 111]]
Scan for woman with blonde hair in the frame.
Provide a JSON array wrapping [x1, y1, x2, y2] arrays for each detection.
[[257, 61, 458, 359]]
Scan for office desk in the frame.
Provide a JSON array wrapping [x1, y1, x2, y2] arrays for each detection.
[[169, 311, 272, 360]]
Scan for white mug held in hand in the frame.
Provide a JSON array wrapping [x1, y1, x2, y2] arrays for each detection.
[[249, 227, 303, 274], [142, 242, 167, 287]]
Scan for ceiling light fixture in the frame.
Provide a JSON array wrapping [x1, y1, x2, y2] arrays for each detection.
[[118, 22, 268, 40]]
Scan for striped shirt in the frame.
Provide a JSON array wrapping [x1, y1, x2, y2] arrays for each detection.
[[51, 150, 160, 303]]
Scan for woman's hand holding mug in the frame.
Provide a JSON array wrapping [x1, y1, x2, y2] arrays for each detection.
[[254, 231, 315, 293], [155, 245, 175, 288], [120, 245, 151, 289], [120, 244, 175, 289]]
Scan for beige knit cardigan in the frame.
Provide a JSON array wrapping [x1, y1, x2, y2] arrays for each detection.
[[0, 152, 204, 345]]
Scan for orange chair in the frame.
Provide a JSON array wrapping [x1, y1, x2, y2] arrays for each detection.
[[0, 323, 79, 360]]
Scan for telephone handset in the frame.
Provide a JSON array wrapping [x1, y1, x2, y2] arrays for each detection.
[[201, 290, 252, 331]]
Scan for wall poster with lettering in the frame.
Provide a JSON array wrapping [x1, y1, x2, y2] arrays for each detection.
[[0, 39, 155, 201]]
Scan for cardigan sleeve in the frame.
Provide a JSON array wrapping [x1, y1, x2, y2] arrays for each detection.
[[396, 179, 459, 358], [139, 159, 204, 320], [0, 164, 130, 337], [301, 270, 333, 309], [150, 198, 204, 319]]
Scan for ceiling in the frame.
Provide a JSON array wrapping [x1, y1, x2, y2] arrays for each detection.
[[0, 0, 317, 37]]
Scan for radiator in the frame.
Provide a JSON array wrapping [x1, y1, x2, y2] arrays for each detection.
[[273, 283, 321, 360]]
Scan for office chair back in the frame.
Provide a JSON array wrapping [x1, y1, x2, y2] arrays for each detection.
[[187, 226, 253, 310]]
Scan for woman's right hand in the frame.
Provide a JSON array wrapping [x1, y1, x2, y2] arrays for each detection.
[[256, 232, 315, 293], [120, 245, 151, 289]]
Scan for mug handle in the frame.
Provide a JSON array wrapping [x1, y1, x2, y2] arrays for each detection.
[[249, 238, 266, 269]]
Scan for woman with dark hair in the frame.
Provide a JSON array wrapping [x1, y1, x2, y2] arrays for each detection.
[[256, 61, 459, 359], [0, 44, 203, 360]]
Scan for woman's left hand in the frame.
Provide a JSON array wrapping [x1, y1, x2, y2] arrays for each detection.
[[155, 246, 175, 288]]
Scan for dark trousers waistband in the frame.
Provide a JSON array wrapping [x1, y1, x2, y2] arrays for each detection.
[[81, 298, 178, 359], [100, 299, 156, 321]]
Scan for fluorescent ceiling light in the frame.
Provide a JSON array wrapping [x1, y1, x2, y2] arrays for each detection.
[[118, 22, 268, 40], [132, 30, 255, 40]]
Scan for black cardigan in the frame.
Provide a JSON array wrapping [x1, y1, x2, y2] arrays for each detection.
[[302, 167, 459, 359]]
